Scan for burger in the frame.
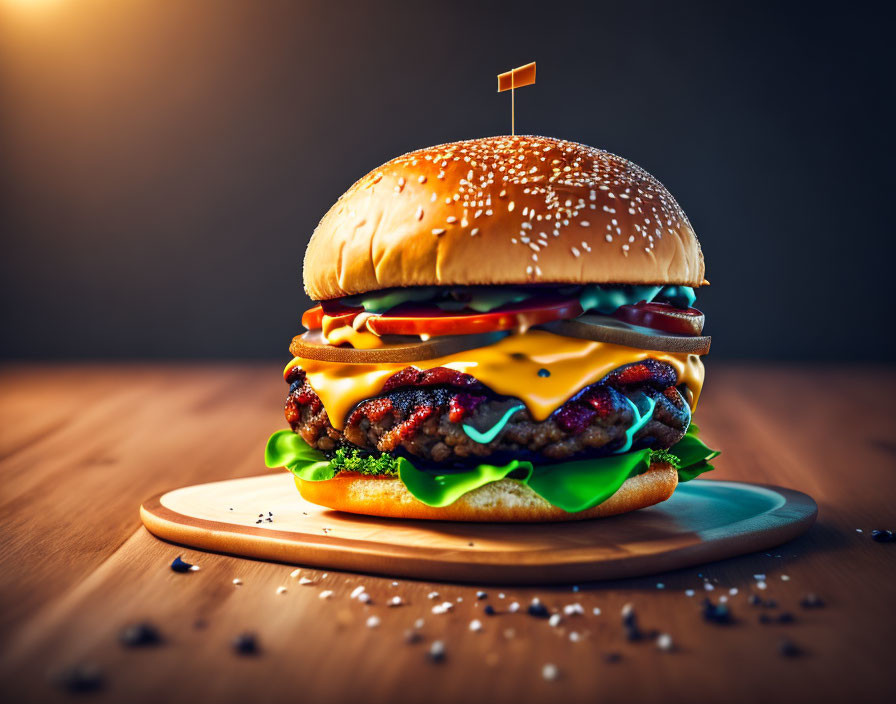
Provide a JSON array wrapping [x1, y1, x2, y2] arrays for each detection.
[[265, 135, 719, 521]]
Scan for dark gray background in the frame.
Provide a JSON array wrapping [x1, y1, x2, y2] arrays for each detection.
[[1, 0, 893, 360]]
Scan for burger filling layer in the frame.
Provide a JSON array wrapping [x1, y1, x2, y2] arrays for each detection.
[[266, 330, 718, 512]]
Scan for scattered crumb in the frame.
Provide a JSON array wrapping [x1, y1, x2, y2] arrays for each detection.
[[657, 633, 674, 651]]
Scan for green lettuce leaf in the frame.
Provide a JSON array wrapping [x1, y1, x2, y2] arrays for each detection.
[[264, 423, 720, 512], [526, 450, 652, 512], [396, 458, 532, 507], [264, 430, 335, 481], [668, 423, 721, 482], [677, 460, 715, 482]]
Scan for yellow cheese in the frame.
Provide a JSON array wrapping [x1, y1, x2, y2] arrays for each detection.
[[284, 330, 705, 430], [320, 314, 386, 349]]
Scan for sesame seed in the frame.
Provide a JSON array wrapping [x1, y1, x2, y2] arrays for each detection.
[[276, 586, 287, 595], [469, 619, 483, 632], [319, 590, 333, 599], [431, 228, 446, 236], [415, 206, 424, 220], [428, 640, 445, 663], [542, 664, 559, 681], [366, 616, 381, 628]]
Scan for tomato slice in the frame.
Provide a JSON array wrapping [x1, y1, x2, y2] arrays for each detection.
[[365, 297, 583, 337], [301, 305, 324, 330], [613, 302, 705, 336]]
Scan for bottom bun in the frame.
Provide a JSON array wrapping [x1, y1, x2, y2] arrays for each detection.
[[294, 461, 678, 522]]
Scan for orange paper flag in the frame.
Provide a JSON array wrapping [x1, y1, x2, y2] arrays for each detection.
[[497, 62, 536, 135], [497, 62, 537, 92]]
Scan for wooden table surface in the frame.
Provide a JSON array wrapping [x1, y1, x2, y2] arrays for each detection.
[[1, 363, 894, 704]]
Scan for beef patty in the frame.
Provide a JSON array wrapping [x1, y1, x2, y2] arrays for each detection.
[[284, 359, 692, 467]]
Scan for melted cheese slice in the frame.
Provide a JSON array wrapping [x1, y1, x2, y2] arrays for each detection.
[[321, 315, 386, 348], [284, 330, 705, 430]]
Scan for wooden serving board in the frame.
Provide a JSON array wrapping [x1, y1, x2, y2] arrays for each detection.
[[141, 474, 816, 584]]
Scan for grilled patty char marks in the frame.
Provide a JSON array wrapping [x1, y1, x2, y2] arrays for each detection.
[[284, 360, 690, 465]]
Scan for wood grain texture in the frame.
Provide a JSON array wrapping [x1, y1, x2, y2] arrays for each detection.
[[140, 475, 817, 583], [1, 363, 895, 704]]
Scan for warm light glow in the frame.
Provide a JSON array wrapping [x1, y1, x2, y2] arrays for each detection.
[[3, 0, 64, 8]]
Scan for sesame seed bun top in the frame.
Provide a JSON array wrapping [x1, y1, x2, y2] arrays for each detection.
[[303, 135, 705, 301]]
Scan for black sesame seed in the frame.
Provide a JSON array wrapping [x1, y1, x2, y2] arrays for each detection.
[[170, 556, 193, 573], [119, 622, 162, 647], [427, 641, 446, 663], [778, 638, 801, 657], [527, 601, 550, 619], [603, 652, 622, 664], [232, 632, 259, 655], [404, 629, 423, 644], [758, 613, 773, 624], [871, 529, 894, 543], [777, 612, 795, 624], [763, 599, 778, 609], [701, 598, 733, 624], [625, 625, 643, 642], [484, 605, 496, 616], [748, 594, 763, 606], [537, 368, 551, 377], [53, 663, 104, 693]]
